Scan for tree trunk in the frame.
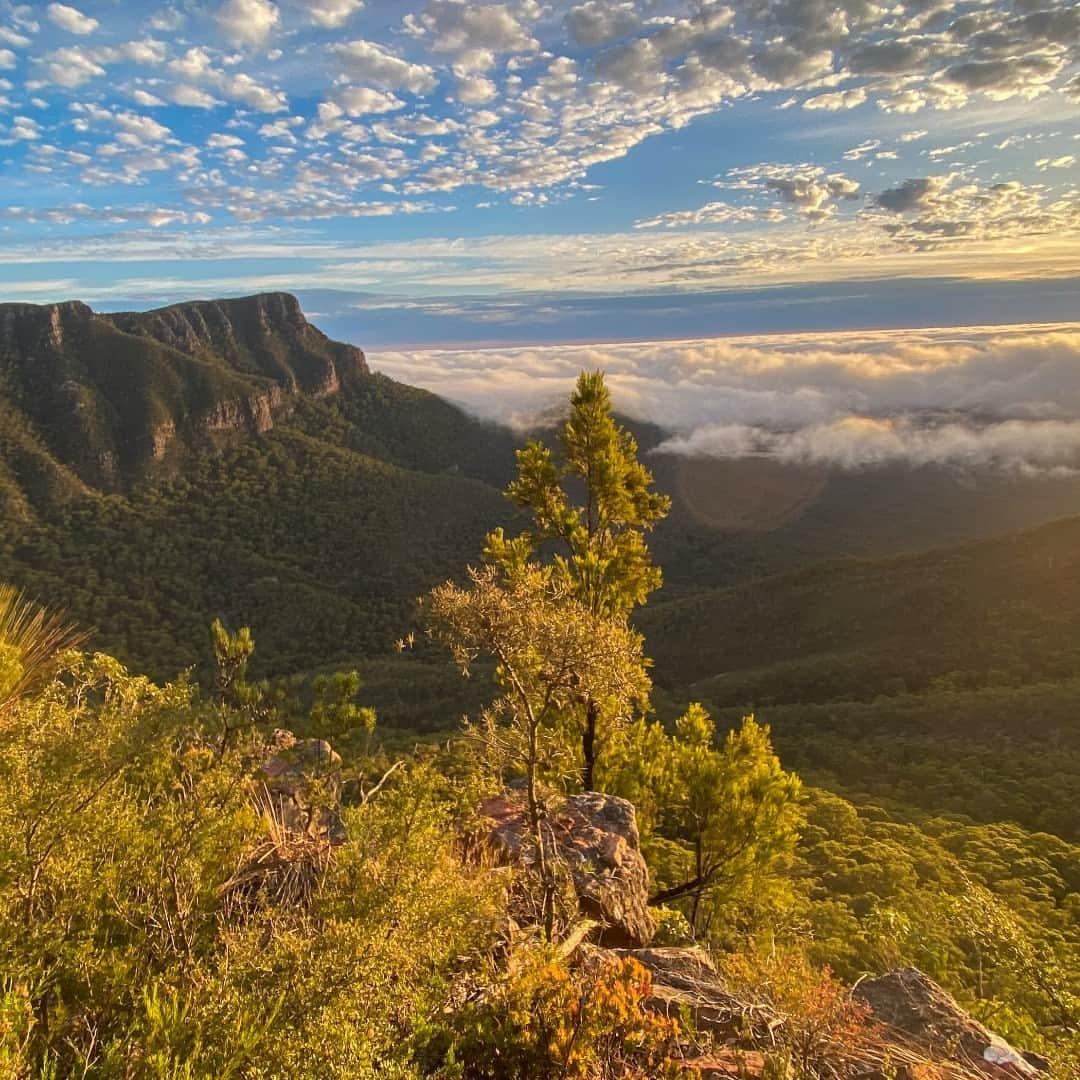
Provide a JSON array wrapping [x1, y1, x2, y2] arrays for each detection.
[[582, 699, 598, 791], [526, 716, 555, 941]]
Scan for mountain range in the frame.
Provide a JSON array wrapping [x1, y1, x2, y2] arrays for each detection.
[[4, 292, 1080, 705]]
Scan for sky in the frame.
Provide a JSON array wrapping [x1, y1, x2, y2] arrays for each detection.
[[1, 0, 1079, 467]]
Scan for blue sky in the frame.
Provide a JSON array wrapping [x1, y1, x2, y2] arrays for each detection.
[[0, 0, 1078, 349]]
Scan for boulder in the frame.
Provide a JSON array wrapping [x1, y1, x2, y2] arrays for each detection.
[[854, 969, 1049, 1079], [259, 729, 344, 842], [614, 947, 746, 1042], [575, 944, 780, 1050], [479, 790, 656, 947]]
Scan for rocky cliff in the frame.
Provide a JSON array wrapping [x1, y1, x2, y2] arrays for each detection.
[[0, 293, 367, 491]]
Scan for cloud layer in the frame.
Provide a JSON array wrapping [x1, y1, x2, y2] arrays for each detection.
[[371, 323, 1080, 472]]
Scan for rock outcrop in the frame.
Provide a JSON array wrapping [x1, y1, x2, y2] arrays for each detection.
[[479, 790, 657, 948], [854, 969, 1050, 1079], [259, 729, 345, 843], [617, 946, 773, 1044]]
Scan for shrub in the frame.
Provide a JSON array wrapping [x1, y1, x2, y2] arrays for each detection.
[[416, 951, 686, 1079]]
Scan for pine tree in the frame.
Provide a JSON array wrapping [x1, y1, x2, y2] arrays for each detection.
[[485, 372, 670, 789]]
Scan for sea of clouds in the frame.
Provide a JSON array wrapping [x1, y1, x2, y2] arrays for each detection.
[[370, 322, 1080, 472]]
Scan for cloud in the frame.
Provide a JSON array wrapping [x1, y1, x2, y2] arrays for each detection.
[[46, 3, 98, 35], [868, 175, 1080, 250], [335, 39, 437, 93], [33, 45, 105, 87], [566, 1, 639, 47], [334, 86, 406, 116], [164, 46, 287, 112], [718, 163, 861, 221], [307, 0, 365, 28], [802, 87, 867, 111], [169, 84, 223, 108], [874, 176, 945, 214], [654, 416, 1080, 473], [5, 114, 41, 141], [634, 201, 765, 230], [214, 0, 280, 47], [404, 1, 539, 67], [370, 323, 1080, 472]]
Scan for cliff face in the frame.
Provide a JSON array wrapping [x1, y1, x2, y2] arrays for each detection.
[[0, 293, 368, 492], [105, 292, 367, 397]]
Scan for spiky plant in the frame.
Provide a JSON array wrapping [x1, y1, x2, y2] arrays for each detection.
[[0, 584, 89, 713]]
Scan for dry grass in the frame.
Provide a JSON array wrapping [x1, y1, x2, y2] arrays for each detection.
[[219, 787, 334, 914]]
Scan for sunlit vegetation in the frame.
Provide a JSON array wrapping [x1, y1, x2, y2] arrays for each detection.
[[1, 345, 1078, 1074]]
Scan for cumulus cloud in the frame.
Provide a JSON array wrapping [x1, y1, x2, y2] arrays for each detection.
[[566, 1, 639, 47], [46, 4, 98, 35], [307, 0, 365, 28], [335, 39, 437, 93], [333, 86, 406, 116], [868, 175, 1080, 249], [371, 324, 1080, 472], [214, 0, 280, 47], [404, 1, 539, 68], [802, 87, 867, 111], [164, 46, 287, 111], [6, 0, 1080, 259], [719, 163, 861, 221]]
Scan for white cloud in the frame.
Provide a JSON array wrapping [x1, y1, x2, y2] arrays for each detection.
[[33, 45, 105, 87], [802, 87, 867, 111], [214, 0, 280, 47], [405, 2, 539, 62], [6, 114, 41, 141], [335, 39, 437, 93], [46, 3, 98, 35], [371, 323, 1080, 472], [169, 83, 223, 109], [656, 417, 1080, 473], [334, 86, 405, 116], [635, 200, 764, 230], [207, 132, 245, 148], [307, 0, 365, 29], [165, 46, 287, 112], [0, 27, 32, 48], [0, 48, 15, 71], [718, 163, 861, 221], [454, 73, 497, 103]]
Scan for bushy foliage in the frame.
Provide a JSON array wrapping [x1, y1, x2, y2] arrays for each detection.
[[0, 642, 501, 1078], [718, 950, 880, 1080], [415, 951, 685, 1079], [602, 708, 803, 937]]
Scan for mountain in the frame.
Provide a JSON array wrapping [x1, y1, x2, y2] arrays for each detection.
[[0, 293, 368, 496], [5, 292, 1080, 687]]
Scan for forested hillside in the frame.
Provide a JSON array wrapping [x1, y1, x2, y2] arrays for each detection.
[[6, 295, 1080, 688], [642, 513, 1080, 703]]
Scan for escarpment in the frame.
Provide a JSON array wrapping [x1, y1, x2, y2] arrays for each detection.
[[0, 293, 367, 490]]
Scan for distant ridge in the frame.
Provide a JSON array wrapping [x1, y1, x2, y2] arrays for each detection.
[[0, 293, 367, 490]]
